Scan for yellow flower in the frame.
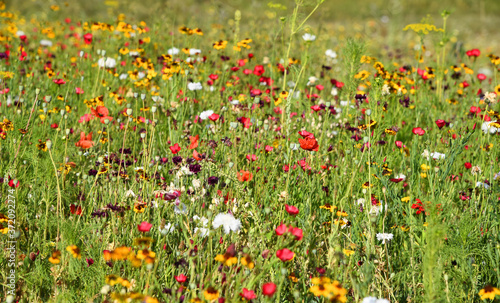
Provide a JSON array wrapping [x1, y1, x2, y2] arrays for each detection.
[[240, 254, 254, 269], [203, 287, 220, 301], [401, 197, 411, 203], [66, 245, 82, 259], [48, 250, 61, 264], [343, 249, 355, 256], [478, 285, 500, 300]]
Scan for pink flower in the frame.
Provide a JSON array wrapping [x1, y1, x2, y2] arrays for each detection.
[[395, 141, 403, 148], [285, 204, 299, 216], [78, 114, 95, 123], [275, 223, 287, 236], [240, 288, 257, 300], [75, 87, 84, 94], [138, 221, 152, 232]]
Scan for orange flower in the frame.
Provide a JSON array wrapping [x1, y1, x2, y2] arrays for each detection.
[[91, 106, 114, 123], [298, 137, 319, 151], [237, 170, 253, 182], [189, 135, 199, 150], [75, 132, 95, 149]]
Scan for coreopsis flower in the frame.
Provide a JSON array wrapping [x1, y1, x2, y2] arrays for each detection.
[[213, 40, 228, 50], [215, 244, 238, 266], [66, 245, 82, 259], [478, 285, 500, 300], [212, 213, 241, 234], [203, 287, 220, 301], [240, 254, 254, 269], [48, 250, 61, 264], [376, 233, 393, 244]]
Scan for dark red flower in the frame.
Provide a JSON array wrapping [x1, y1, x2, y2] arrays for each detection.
[[435, 119, 447, 129], [464, 162, 472, 169], [83, 33, 93, 44]]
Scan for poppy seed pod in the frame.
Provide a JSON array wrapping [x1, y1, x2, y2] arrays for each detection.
[[126, 109, 133, 115]]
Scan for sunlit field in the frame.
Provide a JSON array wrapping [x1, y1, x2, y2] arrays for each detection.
[[1, 0, 500, 302]]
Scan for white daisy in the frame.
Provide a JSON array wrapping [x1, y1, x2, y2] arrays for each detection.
[[376, 233, 394, 244], [199, 110, 214, 120], [188, 82, 202, 91], [302, 33, 316, 41], [212, 213, 241, 234]]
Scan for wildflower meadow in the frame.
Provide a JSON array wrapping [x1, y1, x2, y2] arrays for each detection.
[[1, 0, 500, 302]]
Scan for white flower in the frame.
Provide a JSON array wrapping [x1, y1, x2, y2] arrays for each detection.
[[159, 223, 175, 235], [331, 87, 338, 96], [188, 82, 202, 91], [475, 182, 490, 189], [16, 30, 25, 37], [381, 84, 391, 95], [199, 110, 214, 120], [421, 149, 430, 160], [376, 233, 394, 244], [430, 152, 445, 160], [173, 200, 188, 215], [230, 100, 240, 105], [481, 121, 498, 134], [340, 100, 349, 107], [325, 49, 337, 59], [189, 49, 201, 56], [194, 227, 210, 237], [192, 179, 201, 189], [119, 73, 128, 80], [212, 213, 241, 234], [124, 189, 136, 198], [193, 215, 209, 227], [484, 91, 498, 104], [98, 57, 117, 68], [40, 39, 53, 47], [394, 174, 406, 180], [471, 165, 482, 176], [307, 76, 318, 86], [302, 33, 316, 41], [138, 71, 145, 79], [362, 297, 390, 303], [167, 47, 179, 55]]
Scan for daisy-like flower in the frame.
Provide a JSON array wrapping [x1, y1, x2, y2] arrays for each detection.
[[40, 39, 53, 47], [430, 152, 445, 160], [199, 110, 215, 120], [302, 33, 316, 41], [212, 213, 241, 234], [381, 84, 391, 95], [188, 82, 202, 91], [167, 47, 179, 55], [484, 91, 498, 104], [98, 57, 117, 69], [325, 49, 337, 59], [481, 121, 498, 134], [376, 233, 394, 244], [362, 297, 390, 303], [479, 285, 500, 300]]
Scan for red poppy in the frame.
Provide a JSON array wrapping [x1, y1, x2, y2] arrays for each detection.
[[265, 145, 273, 152], [138, 221, 152, 232], [51, 123, 59, 129], [298, 137, 319, 151], [395, 141, 403, 148], [315, 84, 324, 91], [193, 150, 202, 161], [464, 162, 472, 169], [435, 119, 446, 129], [289, 227, 303, 241], [240, 117, 252, 129], [83, 33, 93, 44], [170, 143, 181, 154], [246, 154, 257, 162], [175, 274, 187, 283], [466, 49, 480, 57], [70, 204, 82, 215], [75, 132, 94, 149], [311, 105, 321, 112], [75, 87, 84, 94], [188, 135, 199, 150], [253, 65, 265, 76], [237, 170, 253, 182], [285, 204, 299, 216], [91, 106, 113, 123], [276, 248, 294, 261], [477, 73, 487, 81], [412, 127, 425, 136], [240, 288, 257, 300], [470, 106, 481, 115], [262, 282, 277, 297], [53, 78, 66, 85], [275, 223, 287, 236], [209, 113, 219, 121], [8, 178, 19, 188]]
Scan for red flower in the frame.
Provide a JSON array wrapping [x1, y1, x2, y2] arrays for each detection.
[[315, 84, 324, 91], [240, 288, 257, 300], [170, 143, 181, 154], [285, 204, 299, 216], [70, 204, 82, 215], [395, 141, 403, 148], [390, 178, 404, 183], [83, 33, 93, 44], [435, 119, 446, 129], [262, 282, 277, 297], [75, 132, 94, 149], [8, 178, 19, 188], [265, 145, 273, 152], [240, 117, 252, 129], [275, 223, 287, 236], [253, 65, 265, 76], [470, 106, 481, 115], [237, 170, 253, 182], [189, 135, 199, 150], [311, 105, 321, 112], [289, 227, 303, 241], [209, 113, 219, 121], [138, 221, 152, 232], [51, 123, 59, 129], [246, 154, 257, 162], [75, 87, 84, 94], [53, 78, 66, 85], [175, 274, 187, 283], [477, 73, 487, 81], [298, 130, 315, 139], [412, 127, 425, 136], [298, 137, 319, 151], [464, 162, 472, 169], [276, 248, 295, 261], [466, 49, 480, 57]]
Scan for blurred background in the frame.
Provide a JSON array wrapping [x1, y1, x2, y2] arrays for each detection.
[[4, 0, 500, 51]]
